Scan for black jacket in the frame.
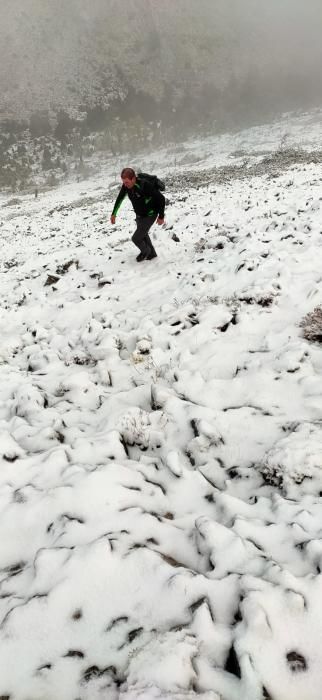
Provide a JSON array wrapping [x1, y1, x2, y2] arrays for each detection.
[[112, 176, 165, 219]]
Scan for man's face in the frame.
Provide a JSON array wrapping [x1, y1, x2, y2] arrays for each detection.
[[122, 176, 136, 189]]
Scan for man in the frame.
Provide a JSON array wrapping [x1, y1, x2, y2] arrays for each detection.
[[110, 167, 165, 262]]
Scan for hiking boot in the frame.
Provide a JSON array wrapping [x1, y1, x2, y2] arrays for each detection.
[[136, 252, 147, 262], [146, 250, 157, 260]]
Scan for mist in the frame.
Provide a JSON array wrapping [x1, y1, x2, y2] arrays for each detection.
[[1, 0, 322, 130]]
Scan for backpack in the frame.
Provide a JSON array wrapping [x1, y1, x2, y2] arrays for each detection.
[[138, 172, 165, 192]]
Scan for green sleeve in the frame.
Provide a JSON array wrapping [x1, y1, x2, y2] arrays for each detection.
[[112, 185, 127, 216]]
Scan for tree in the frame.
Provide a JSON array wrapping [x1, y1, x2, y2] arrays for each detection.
[[29, 111, 51, 138]]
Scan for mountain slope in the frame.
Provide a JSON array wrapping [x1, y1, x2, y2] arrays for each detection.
[[1, 113, 322, 699], [1, 0, 322, 123]]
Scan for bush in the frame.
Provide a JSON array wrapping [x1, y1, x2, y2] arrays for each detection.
[[30, 111, 51, 138], [300, 306, 322, 343], [42, 146, 54, 171], [55, 110, 76, 140]]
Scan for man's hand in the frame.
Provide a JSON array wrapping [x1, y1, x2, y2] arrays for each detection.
[[110, 215, 116, 224], [157, 217, 165, 225]]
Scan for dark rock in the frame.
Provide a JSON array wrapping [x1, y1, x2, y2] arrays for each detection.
[[189, 597, 206, 614], [71, 609, 83, 620], [219, 322, 230, 333], [228, 468, 240, 480], [128, 627, 143, 643], [160, 553, 185, 567], [82, 665, 117, 683], [4, 561, 25, 576], [286, 651, 307, 673], [3, 453, 19, 463], [190, 419, 199, 437], [98, 279, 112, 288], [225, 644, 241, 678], [56, 259, 78, 275], [64, 650, 84, 659], [82, 666, 101, 682], [44, 274, 60, 286]]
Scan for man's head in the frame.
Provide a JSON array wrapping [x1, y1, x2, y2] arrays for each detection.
[[121, 167, 136, 189]]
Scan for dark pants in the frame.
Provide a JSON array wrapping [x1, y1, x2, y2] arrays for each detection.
[[132, 215, 157, 256]]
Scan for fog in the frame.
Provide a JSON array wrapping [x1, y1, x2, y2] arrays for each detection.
[[1, 0, 322, 134]]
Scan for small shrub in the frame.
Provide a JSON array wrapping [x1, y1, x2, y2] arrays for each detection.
[[300, 306, 322, 343]]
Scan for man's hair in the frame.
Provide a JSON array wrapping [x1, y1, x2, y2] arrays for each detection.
[[121, 167, 136, 179]]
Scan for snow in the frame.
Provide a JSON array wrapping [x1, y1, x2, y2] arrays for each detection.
[[1, 111, 322, 699]]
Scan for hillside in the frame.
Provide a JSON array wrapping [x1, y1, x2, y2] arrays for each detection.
[[0, 0, 231, 121], [1, 112, 322, 699], [2, 1, 322, 195], [1, 0, 322, 123]]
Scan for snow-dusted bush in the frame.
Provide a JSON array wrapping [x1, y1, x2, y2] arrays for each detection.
[[300, 305, 322, 343], [259, 423, 322, 497]]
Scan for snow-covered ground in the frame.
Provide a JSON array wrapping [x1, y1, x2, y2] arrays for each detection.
[[1, 111, 322, 700]]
